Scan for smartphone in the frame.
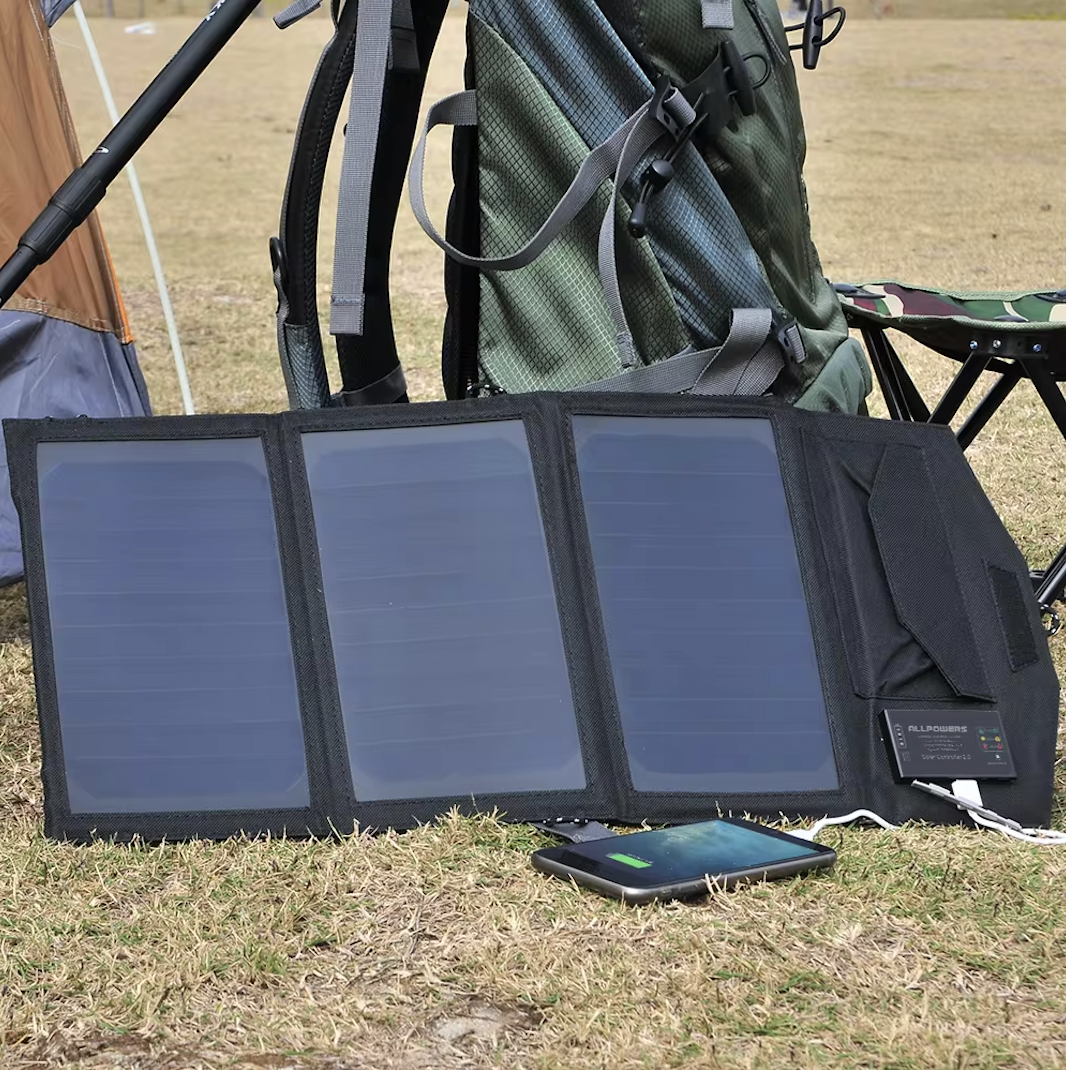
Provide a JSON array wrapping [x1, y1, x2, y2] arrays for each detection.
[[531, 817, 835, 905]]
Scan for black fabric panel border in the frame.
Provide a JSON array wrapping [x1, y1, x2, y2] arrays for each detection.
[[554, 395, 854, 825], [552, 404, 638, 804], [787, 408, 1058, 827], [521, 399, 622, 815], [6, 418, 74, 841], [3, 415, 335, 844], [277, 415, 358, 828]]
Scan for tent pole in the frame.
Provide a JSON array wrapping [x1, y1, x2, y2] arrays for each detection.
[[0, 0, 262, 309], [71, 1, 196, 416]]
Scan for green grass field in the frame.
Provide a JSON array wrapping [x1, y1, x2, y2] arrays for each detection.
[[0, 10, 1063, 1069]]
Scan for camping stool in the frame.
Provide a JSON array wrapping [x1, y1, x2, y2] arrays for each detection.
[[835, 281, 1066, 631]]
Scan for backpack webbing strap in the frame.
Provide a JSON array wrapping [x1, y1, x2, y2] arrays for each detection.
[[333, 0, 449, 403], [274, 0, 320, 29], [690, 307, 783, 395], [389, 0, 418, 69], [329, 0, 396, 337], [574, 308, 781, 394], [596, 90, 698, 369], [592, 87, 786, 389], [272, 0, 448, 407], [409, 92, 667, 273]]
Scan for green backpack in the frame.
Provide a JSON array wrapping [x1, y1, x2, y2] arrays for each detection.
[[272, 0, 871, 414]]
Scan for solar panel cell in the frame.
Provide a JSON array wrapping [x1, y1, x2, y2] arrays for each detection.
[[572, 416, 838, 794], [302, 421, 585, 801], [37, 439, 310, 814]]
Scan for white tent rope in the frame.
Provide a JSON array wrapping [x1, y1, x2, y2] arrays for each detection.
[[71, 2, 196, 415]]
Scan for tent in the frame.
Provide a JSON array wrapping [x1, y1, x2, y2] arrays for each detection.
[[0, 0, 151, 584]]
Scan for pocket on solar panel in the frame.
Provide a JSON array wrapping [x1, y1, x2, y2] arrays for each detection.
[[807, 435, 991, 701]]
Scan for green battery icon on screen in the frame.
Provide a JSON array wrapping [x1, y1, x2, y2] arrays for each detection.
[[607, 852, 652, 869]]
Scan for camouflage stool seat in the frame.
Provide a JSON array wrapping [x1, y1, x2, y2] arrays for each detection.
[[836, 281, 1066, 620]]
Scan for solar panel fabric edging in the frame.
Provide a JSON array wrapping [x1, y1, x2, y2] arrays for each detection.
[[4, 416, 341, 843]]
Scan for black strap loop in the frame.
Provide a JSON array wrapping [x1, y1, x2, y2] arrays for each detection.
[[335, 363, 408, 406]]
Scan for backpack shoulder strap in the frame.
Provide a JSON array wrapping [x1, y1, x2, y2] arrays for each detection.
[[271, 0, 448, 408]]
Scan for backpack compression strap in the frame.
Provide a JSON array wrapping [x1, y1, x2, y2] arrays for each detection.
[[271, 0, 448, 408], [408, 42, 796, 392]]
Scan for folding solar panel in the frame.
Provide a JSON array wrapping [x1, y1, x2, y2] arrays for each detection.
[[6, 395, 1058, 841]]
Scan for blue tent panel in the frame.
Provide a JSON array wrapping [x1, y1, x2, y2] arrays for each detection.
[[0, 311, 150, 584]]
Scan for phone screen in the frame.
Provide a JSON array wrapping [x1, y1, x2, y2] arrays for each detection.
[[539, 819, 826, 889]]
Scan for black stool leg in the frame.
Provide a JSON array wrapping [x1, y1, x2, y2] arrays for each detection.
[[862, 326, 932, 422], [1021, 361, 1066, 610], [1035, 542, 1066, 611], [1024, 361, 1066, 439], [928, 351, 990, 425], [956, 362, 1023, 449], [862, 326, 910, 421], [886, 336, 931, 423]]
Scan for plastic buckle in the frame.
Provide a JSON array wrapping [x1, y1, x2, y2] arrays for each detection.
[[776, 318, 806, 364], [629, 158, 678, 239], [720, 39, 759, 117], [629, 48, 767, 239], [785, 0, 847, 71], [648, 74, 686, 141], [628, 77, 689, 238]]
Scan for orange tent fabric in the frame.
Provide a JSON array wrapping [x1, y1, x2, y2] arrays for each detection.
[[0, 0, 131, 342]]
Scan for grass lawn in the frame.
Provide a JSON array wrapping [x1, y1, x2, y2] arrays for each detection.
[[0, 9, 1062, 1068]]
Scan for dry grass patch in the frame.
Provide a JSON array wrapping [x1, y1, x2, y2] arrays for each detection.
[[837, 1, 1066, 18], [0, 13, 1061, 1069]]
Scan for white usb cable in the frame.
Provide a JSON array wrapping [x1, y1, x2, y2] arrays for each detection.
[[787, 809, 899, 841], [789, 784, 1066, 847], [912, 779, 1066, 846]]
